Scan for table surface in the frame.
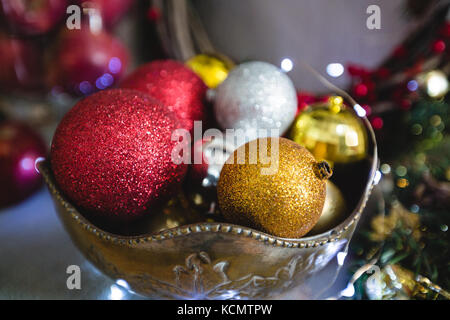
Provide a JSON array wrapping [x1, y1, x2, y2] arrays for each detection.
[[0, 186, 377, 300]]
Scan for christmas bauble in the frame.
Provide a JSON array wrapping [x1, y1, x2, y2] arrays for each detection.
[[0, 121, 47, 208], [289, 96, 368, 165], [50, 89, 187, 221], [213, 61, 297, 139], [308, 180, 347, 235], [185, 135, 236, 217], [186, 54, 233, 88], [189, 135, 236, 187], [0, 33, 43, 92], [0, 0, 67, 35], [47, 27, 129, 95], [217, 137, 332, 238], [121, 59, 207, 134]]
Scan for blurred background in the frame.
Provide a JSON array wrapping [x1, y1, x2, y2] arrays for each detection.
[[0, 0, 448, 299]]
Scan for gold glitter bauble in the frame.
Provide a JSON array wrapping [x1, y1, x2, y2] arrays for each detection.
[[217, 137, 332, 238], [289, 96, 368, 165], [186, 53, 233, 88], [308, 181, 347, 235]]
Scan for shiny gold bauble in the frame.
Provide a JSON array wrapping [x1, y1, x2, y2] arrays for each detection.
[[217, 137, 332, 238], [308, 180, 347, 235], [289, 96, 368, 165], [186, 53, 234, 88]]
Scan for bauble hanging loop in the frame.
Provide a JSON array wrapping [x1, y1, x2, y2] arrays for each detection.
[[313, 161, 333, 180]]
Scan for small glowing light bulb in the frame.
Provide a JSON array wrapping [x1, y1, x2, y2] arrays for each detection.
[[280, 58, 293, 72], [326, 63, 344, 78], [426, 70, 448, 98], [108, 284, 125, 300]]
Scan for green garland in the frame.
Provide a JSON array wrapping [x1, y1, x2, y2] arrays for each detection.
[[348, 94, 449, 300]]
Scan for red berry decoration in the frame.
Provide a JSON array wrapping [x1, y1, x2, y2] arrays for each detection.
[[50, 89, 187, 221], [0, 0, 67, 36], [0, 121, 47, 208], [431, 40, 446, 53], [121, 60, 207, 134], [47, 27, 129, 95], [147, 6, 161, 22], [354, 83, 368, 97]]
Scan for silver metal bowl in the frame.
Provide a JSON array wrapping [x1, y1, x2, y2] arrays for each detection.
[[40, 114, 378, 299]]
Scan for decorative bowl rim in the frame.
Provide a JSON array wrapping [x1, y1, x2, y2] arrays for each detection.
[[40, 108, 378, 249]]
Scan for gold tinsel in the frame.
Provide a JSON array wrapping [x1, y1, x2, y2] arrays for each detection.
[[365, 264, 450, 300], [370, 201, 421, 242]]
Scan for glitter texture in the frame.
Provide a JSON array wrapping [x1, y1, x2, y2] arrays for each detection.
[[217, 137, 331, 238], [121, 59, 207, 134], [50, 89, 187, 221], [213, 61, 297, 137]]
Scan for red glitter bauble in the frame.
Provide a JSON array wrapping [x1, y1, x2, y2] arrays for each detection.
[[50, 89, 187, 221], [0, 121, 47, 208], [121, 59, 207, 134]]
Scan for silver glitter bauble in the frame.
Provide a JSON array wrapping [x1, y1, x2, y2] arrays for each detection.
[[190, 135, 237, 188], [213, 61, 297, 139]]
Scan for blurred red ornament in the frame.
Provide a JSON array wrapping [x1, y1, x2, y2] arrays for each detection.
[[147, 6, 161, 21], [0, 121, 47, 208], [0, 0, 67, 35], [431, 40, 446, 53], [121, 60, 207, 134], [371, 117, 384, 130], [47, 26, 129, 95], [50, 89, 187, 222], [0, 33, 43, 92], [75, 0, 134, 28], [354, 83, 368, 97]]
